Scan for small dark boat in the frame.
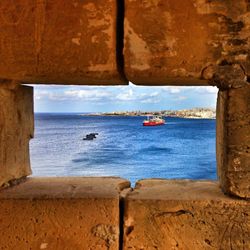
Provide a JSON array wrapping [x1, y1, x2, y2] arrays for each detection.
[[83, 133, 99, 140]]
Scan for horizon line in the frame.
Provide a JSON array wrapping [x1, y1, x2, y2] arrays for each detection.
[[34, 107, 216, 114]]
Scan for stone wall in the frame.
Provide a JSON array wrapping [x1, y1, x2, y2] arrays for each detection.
[[0, 0, 126, 85], [123, 180, 250, 249], [0, 0, 249, 249], [212, 64, 250, 198], [124, 0, 250, 85], [0, 177, 130, 249], [0, 1, 249, 85], [0, 81, 33, 188], [217, 81, 250, 198]]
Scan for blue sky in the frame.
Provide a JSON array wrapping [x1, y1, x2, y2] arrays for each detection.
[[32, 84, 218, 113]]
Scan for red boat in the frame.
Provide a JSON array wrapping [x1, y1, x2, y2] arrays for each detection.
[[143, 115, 165, 126]]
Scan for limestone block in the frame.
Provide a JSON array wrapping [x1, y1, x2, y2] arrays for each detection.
[[124, 0, 250, 85], [217, 84, 250, 198], [0, 0, 126, 85], [123, 180, 250, 250], [0, 177, 130, 250], [0, 82, 33, 188]]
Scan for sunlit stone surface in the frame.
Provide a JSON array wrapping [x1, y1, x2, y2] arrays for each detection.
[[123, 180, 250, 249], [0, 177, 130, 249], [0, 81, 33, 188], [124, 0, 250, 85], [0, 0, 126, 85]]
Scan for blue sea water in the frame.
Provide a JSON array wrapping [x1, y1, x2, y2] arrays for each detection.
[[30, 114, 217, 186]]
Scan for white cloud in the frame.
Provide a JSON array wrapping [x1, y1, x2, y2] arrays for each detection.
[[202, 86, 218, 94], [161, 86, 182, 94], [189, 86, 218, 94], [149, 91, 159, 97], [34, 85, 158, 103], [174, 96, 187, 101], [34, 90, 50, 100], [116, 88, 134, 101], [33, 84, 217, 109], [115, 89, 160, 103], [141, 98, 160, 104], [64, 89, 112, 101], [161, 86, 218, 95]]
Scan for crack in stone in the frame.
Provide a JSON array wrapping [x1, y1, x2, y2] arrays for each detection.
[[155, 210, 194, 218]]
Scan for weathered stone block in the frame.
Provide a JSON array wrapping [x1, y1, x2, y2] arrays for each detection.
[[0, 0, 126, 85], [217, 83, 250, 198], [124, 0, 250, 85], [123, 180, 250, 250], [0, 177, 130, 250], [0, 82, 33, 188]]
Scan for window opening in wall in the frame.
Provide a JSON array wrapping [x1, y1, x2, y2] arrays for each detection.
[[30, 84, 217, 186]]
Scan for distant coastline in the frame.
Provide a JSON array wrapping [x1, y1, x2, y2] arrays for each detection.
[[80, 108, 216, 119]]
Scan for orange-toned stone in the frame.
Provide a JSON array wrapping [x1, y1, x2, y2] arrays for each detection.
[[124, 0, 250, 85], [0, 0, 126, 85], [0, 177, 130, 250], [0, 81, 33, 188], [217, 83, 250, 198], [123, 180, 250, 250]]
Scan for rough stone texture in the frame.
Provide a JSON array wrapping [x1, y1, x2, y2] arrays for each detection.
[[0, 0, 126, 85], [124, 0, 250, 85], [0, 81, 33, 188], [217, 81, 250, 198], [123, 179, 250, 250], [0, 177, 131, 250]]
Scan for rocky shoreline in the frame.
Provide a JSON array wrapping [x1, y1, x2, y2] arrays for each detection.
[[81, 108, 216, 119]]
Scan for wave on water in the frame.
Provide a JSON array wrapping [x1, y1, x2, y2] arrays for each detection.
[[142, 146, 173, 154], [30, 114, 216, 185]]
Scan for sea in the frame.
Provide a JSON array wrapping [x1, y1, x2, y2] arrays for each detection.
[[30, 114, 217, 186]]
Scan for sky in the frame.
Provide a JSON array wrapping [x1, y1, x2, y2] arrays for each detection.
[[31, 83, 218, 113]]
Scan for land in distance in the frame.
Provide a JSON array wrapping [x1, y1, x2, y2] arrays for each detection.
[[80, 108, 216, 119]]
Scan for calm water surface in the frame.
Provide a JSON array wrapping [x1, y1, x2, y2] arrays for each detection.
[[30, 114, 216, 185]]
